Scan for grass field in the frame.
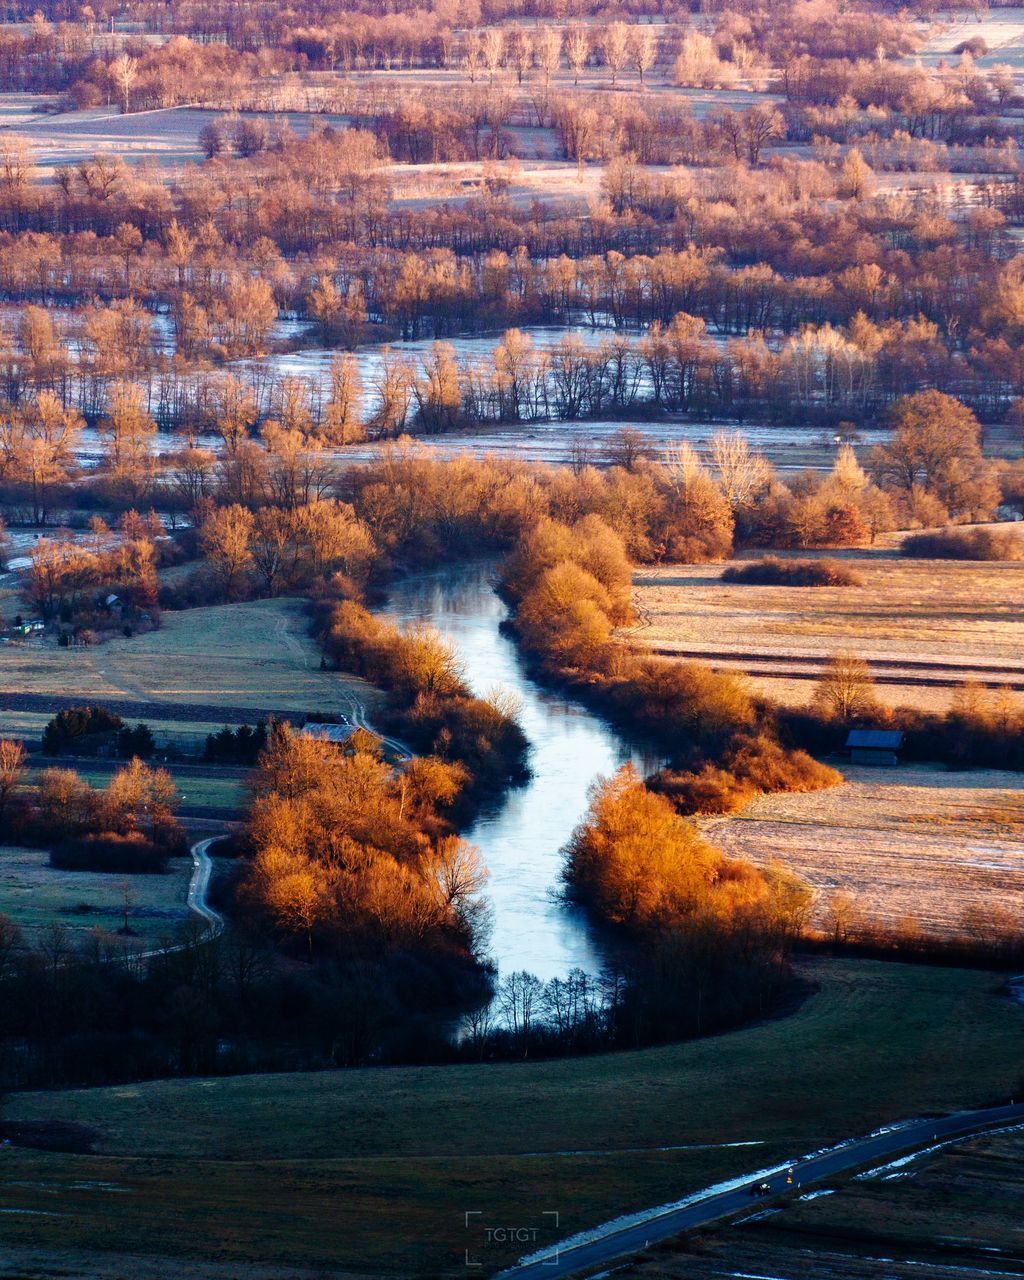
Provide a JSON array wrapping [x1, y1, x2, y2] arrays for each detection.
[[630, 551, 1024, 713], [0, 845, 192, 948], [0, 958, 1020, 1277], [706, 763, 1024, 938], [0, 597, 381, 735]]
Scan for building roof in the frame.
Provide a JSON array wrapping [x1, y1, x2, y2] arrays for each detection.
[[302, 721, 353, 744], [846, 729, 903, 750]]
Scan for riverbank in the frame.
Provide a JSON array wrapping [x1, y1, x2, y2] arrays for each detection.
[[374, 562, 652, 981]]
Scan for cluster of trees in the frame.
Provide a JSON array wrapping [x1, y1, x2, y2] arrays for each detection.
[[0, 915, 482, 1088], [0, 741, 185, 871], [721, 556, 862, 586], [497, 504, 840, 812], [783, 652, 1024, 773], [321, 602, 529, 801], [41, 705, 154, 759], [546, 766, 813, 1043], [236, 724, 492, 1020], [195, 496, 375, 602], [24, 512, 168, 633], [204, 722, 269, 765]]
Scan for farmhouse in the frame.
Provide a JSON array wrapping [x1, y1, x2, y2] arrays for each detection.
[[846, 729, 903, 767], [302, 721, 354, 745]]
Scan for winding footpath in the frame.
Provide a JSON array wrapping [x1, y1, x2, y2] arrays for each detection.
[[499, 1102, 1024, 1278]]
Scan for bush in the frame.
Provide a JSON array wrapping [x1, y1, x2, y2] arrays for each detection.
[[901, 526, 1024, 561], [42, 706, 125, 756], [651, 733, 842, 816], [50, 832, 168, 874], [721, 556, 863, 587]]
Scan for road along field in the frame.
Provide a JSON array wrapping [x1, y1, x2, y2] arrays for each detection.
[[629, 552, 1024, 713], [0, 958, 1020, 1277], [705, 763, 1024, 940], [620, 1123, 1024, 1280]]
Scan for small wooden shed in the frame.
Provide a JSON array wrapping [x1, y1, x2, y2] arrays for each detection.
[[846, 728, 903, 767]]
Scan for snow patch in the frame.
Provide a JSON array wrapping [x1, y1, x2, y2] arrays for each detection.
[[856, 1122, 1024, 1180]]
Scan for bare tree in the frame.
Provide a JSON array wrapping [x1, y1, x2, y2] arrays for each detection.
[[814, 651, 877, 721], [0, 739, 25, 826], [109, 53, 139, 115], [601, 22, 630, 86], [630, 27, 658, 84], [711, 431, 772, 507], [481, 28, 504, 82], [533, 25, 561, 88], [499, 969, 545, 1056], [504, 25, 531, 84], [563, 25, 590, 86]]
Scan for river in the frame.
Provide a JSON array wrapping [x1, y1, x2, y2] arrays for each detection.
[[379, 562, 659, 982]]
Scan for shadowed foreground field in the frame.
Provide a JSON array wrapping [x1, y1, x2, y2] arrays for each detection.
[[0, 958, 1020, 1278]]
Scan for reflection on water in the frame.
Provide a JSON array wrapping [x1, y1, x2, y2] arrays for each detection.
[[379, 562, 659, 982]]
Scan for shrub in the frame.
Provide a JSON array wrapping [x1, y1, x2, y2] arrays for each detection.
[[651, 733, 842, 816], [901, 526, 1024, 561], [721, 556, 863, 586], [50, 832, 168, 874]]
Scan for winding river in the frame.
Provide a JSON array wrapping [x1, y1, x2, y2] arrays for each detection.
[[379, 563, 659, 981]]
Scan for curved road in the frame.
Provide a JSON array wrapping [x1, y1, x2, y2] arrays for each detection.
[[184, 837, 225, 940], [499, 1102, 1024, 1279], [128, 838, 225, 963]]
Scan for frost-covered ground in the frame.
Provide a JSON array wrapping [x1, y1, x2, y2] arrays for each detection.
[[6, 106, 348, 176], [915, 8, 1024, 67], [705, 764, 1024, 938]]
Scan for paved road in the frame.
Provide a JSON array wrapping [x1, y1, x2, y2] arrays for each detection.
[[499, 1102, 1024, 1279], [185, 838, 226, 940], [128, 838, 226, 963]]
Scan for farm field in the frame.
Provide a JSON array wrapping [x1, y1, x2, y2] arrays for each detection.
[[705, 764, 1024, 938], [621, 1125, 1024, 1279], [915, 7, 1024, 67], [7, 105, 350, 176], [0, 598, 382, 739], [0, 845, 191, 948], [0, 958, 1020, 1277], [629, 551, 1024, 713]]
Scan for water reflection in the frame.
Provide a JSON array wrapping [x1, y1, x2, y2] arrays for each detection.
[[378, 562, 658, 981]]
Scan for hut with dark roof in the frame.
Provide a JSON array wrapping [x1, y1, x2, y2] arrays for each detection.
[[845, 728, 903, 767]]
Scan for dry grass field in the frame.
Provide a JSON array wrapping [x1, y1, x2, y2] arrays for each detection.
[[0, 598, 381, 740], [0, 845, 192, 948], [0, 959, 1020, 1277], [630, 551, 1024, 713], [705, 764, 1024, 938]]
